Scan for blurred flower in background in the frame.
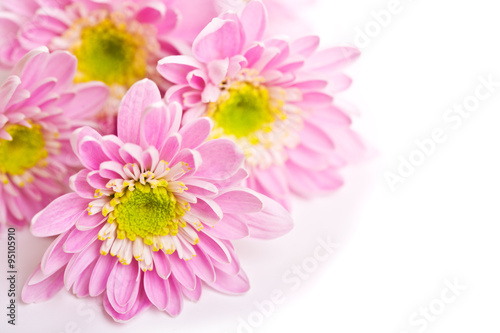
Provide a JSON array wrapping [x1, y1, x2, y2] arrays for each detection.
[[158, 1, 363, 209], [0, 47, 108, 232], [0, 0, 215, 133]]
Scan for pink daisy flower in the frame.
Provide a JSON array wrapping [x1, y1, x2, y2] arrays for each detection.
[[0, 0, 208, 133], [0, 47, 107, 231], [22, 79, 293, 322], [157, 0, 363, 209]]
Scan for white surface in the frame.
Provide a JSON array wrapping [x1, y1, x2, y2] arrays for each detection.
[[2, 0, 500, 332]]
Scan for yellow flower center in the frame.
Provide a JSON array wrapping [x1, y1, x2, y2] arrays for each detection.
[[71, 18, 148, 87], [106, 181, 186, 246], [208, 81, 286, 144], [0, 124, 47, 176]]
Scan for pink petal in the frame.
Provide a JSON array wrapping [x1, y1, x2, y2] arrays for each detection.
[[43, 50, 76, 91], [64, 82, 109, 119], [170, 254, 196, 290], [291, 35, 320, 57], [190, 197, 223, 226], [196, 232, 231, 264], [64, 227, 99, 253], [306, 46, 360, 72], [203, 167, 248, 190], [251, 165, 289, 201], [89, 254, 118, 297], [300, 119, 335, 152], [106, 260, 141, 314], [297, 91, 333, 106], [140, 102, 170, 150], [165, 278, 183, 317], [22, 266, 65, 303], [179, 117, 212, 150], [0, 75, 22, 111], [286, 162, 344, 196], [182, 179, 218, 197], [103, 288, 151, 323], [64, 241, 100, 289], [212, 242, 240, 275], [87, 170, 109, 189], [152, 250, 171, 279], [69, 170, 95, 199], [135, 1, 166, 23], [101, 135, 126, 163], [40, 232, 72, 276], [214, 188, 263, 214], [72, 261, 95, 297], [287, 143, 330, 171], [195, 139, 244, 180], [244, 193, 293, 239], [159, 134, 181, 163], [170, 148, 201, 177], [31, 193, 88, 237], [187, 249, 215, 283], [240, 0, 267, 42], [207, 58, 229, 84], [193, 18, 244, 63], [207, 214, 249, 240], [75, 212, 106, 231], [181, 277, 202, 302], [244, 42, 265, 68], [144, 270, 169, 310], [78, 137, 108, 170], [209, 268, 249, 294], [157, 56, 201, 85], [118, 79, 161, 145]]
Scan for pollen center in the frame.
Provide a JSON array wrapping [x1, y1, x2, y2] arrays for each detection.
[[111, 182, 182, 245], [209, 82, 284, 139], [71, 19, 147, 86], [0, 124, 47, 175]]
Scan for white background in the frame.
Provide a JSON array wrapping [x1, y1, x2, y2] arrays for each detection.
[[2, 0, 500, 332]]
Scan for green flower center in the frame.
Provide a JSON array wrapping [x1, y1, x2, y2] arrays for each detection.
[[0, 124, 47, 176], [111, 182, 183, 245], [209, 82, 285, 141], [72, 19, 147, 86]]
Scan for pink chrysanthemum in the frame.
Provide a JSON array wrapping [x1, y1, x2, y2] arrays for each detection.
[[0, 47, 107, 231], [0, 0, 209, 132], [22, 79, 292, 321], [157, 0, 363, 209]]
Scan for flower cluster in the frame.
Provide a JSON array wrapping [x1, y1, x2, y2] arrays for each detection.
[[0, 0, 363, 323]]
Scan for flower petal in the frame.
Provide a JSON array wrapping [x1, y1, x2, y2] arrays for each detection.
[[32, 193, 88, 237], [240, 0, 267, 42], [244, 193, 293, 239], [22, 265, 65, 303], [117, 79, 161, 145], [214, 188, 263, 214], [195, 139, 244, 180], [144, 270, 169, 310], [40, 232, 72, 276], [179, 117, 213, 150], [193, 18, 244, 62], [64, 241, 100, 289], [89, 254, 118, 297], [170, 254, 196, 290], [209, 267, 249, 294], [106, 260, 141, 314]]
